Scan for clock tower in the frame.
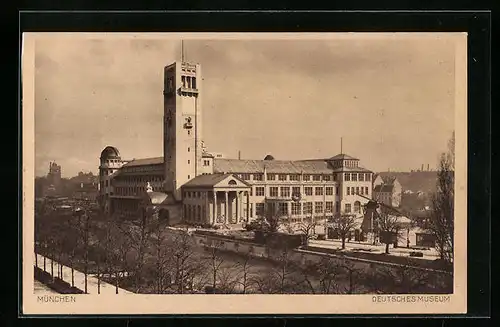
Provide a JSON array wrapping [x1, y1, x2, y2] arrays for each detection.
[[163, 60, 202, 201]]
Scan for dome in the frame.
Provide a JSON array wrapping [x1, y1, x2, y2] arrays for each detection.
[[100, 146, 121, 160], [264, 154, 275, 161]]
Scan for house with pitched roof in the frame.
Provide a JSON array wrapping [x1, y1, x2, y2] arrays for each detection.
[[372, 174, 403, 207]]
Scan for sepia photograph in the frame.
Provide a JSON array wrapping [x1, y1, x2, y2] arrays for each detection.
[[22, 32, 467, 315]]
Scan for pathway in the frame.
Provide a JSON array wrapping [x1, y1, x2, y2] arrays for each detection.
[[309, 239, 440, 261], [34, 253, 133, 295]]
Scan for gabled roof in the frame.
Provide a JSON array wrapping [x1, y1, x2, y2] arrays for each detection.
[[122, 157, 164, 167], [182, 173, 250, 188], [328, 153, 359, 161]]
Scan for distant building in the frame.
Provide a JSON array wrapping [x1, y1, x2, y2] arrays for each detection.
[[373, 174, 402, 207], [73, 182, 99, 202], [42, 162, 62, 197]]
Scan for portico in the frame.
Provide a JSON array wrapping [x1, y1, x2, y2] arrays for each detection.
[[181, 174, 251, 226]]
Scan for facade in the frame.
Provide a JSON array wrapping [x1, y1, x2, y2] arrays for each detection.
[[98, 59, 374, 228], [373, 174, 402, 207]]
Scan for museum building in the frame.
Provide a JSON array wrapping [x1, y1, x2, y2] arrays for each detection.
[[97, 60, 375, 227]]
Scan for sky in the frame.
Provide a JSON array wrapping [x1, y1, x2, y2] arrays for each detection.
[[32, 33, 460, 178]]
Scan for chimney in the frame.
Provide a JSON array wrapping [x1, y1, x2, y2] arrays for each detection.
[[421, 164, 424, 171], [238, 151, 241, 160], [427, 163, 430, 171]]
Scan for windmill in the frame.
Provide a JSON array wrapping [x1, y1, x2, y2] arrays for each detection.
[[357, 185, 412, 246]]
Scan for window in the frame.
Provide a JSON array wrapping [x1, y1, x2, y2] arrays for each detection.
[[344, 173, 351, 181], [315, 202, 324, 214], [203, 160, 210, 166], [366, 173, 371, 181], [255, 203, 264, 216], [356, 187, 359, 194], [304, 187, 313, 196], [292, 186, 301, 195], [336, 201, 340, 213], [188, 147, 190, 152], [352, 173, 358, 181], [188, 130, 191, 135], [228, 180, 237, 185], [345, 203, 352, 213], [255, 187, 265, 196], [347, 187, 350, 196], [280, 187, 290, 197], [303, 202, 313, 215], [354, 201, 361, 213], [278, 203, 288, 216], [289, 174, 301, 181], [267, 174, 276, 180], [312, 175, 321, 181], [188, 175, 190, 179], [325, 201, 333, 213], [360, 187, 364, 195], [278, 174, 287, 181], [333, 174, 338, 181], [291, 203, 301, 215], [270, 187, 279, 197], [365, 186, 369, 195], [323, 175, 331, 181], [315, 187, 323, 196], [303, 174, 311, 181], [253, 174, 263, 181], [241, 174, 250, 180], [359, 173, 364, 181], [187, 160, 190, 164], [336, 186, 339, 195], [326, 187, 334, 195]]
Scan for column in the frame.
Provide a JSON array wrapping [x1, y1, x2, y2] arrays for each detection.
[[246, 191, 250, 221], [204, 191, 209, 225], [213, 191, 217, 225], [235, 192, 239, 223], [224, 191, 229, 224]]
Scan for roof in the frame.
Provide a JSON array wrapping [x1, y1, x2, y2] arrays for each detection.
[[122, 157, 164, 167], [182, 174, 250, 188], [213, 158, 372, 174], [328, 153, 359, 161], [100, 146, 120, 159], [374, 184, 395, 192]]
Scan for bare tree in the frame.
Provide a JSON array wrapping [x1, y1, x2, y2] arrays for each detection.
[[363, 260, 433, 294], [254, 247, 296, 294], [338, 260, 363, 294], [149, 220, 172, 294], [74, 208, 92, 293], [297, 218, 317, 246], [332, 213, 358, 250], [428, 140, 454, 264], [298, 256, 343, 294], [166, 231, 200, 294], [204, 239, 225, 290], [233, 251, 255, 294], [122, 208, 156, 293], [376, 208, 404, 254]]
